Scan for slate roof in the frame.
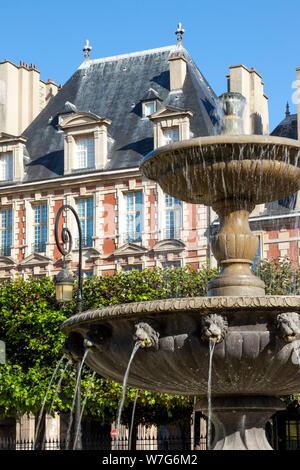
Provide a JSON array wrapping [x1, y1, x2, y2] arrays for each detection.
[[271, 113, 298, 140], [21, 44, 221, 183], [270, 113, 298, 211]]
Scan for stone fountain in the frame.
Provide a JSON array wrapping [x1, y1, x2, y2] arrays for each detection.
[[61, 92, 300, 450]]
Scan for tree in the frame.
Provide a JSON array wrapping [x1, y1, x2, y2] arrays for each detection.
[[0, 265, 217, 425]]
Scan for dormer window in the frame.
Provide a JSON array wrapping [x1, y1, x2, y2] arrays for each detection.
[[148, 106, 193, 149], [143, 101, 156, 117], [75, 136, 95, 169], [140, 88, 162, 119], [0, 133, 27, 182], [59, 112, 111, 175], [0, 153, 13, 181]]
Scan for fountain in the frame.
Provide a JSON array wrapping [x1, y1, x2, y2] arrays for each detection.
[[61, 92, 300, 450]]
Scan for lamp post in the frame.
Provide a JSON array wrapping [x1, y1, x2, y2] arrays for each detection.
[[54, 204, 83, 450]]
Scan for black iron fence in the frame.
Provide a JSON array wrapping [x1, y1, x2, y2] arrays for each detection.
[[0, 435, 207, 451]]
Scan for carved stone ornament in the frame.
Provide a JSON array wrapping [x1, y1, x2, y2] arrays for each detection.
[[200, 313, 228, 343], [133, 321, 160, 350], [275, 312, 300, 343]]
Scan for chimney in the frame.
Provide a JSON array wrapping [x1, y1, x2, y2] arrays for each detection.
[[227, 64, 269, 135], [168, 52, 187, 90]]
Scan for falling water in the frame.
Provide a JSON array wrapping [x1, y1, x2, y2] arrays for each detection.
[[207, 340, 215, 450], [66, 349, 89, 450], [41, 358, 72, 450], [73, 371, 97, 450], [32, 354, 66, 450], [128, 389, 139, 450], [114, 341, 142, 450], [294, 346, 300, 367]]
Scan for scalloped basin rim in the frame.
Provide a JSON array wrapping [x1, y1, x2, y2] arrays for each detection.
[[140, 134, 300, 164], [61, 295, 300, 332]]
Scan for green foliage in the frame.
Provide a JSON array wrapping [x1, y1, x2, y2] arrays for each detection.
[[254, 257, 300, 295], [81, 264, 218, 310], [0, 260, 298, 424]]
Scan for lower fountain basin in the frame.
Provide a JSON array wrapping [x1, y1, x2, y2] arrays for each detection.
[[61, 295, 300, 396]]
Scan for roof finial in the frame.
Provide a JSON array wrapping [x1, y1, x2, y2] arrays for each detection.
[[83, 39, 92, 61], [175, 22, 185, 46], [285, 101, 290, 117]]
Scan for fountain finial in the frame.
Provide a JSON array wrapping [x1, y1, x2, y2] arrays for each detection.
[[175, 22, 184, 46], [219, 92, 246, 135]]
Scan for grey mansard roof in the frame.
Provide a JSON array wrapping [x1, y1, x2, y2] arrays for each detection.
[[271, 113, 298, 140], [22, 44, 221, 183], [270, 112, 298, 211]]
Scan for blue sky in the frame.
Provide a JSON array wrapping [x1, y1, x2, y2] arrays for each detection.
[[1, 0, 299, 130]]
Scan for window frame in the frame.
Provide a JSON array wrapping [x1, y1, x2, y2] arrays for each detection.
[[162, 127, 180, 145], [0, 153, 13, 181], [142, 101, 156, 118], [77, 197, 94, 248], [33, 203, 48, 253], [124, 191, 143, 244], [74, 135, 95, 170], [164, 194, 182, 239], [0, 207, 12, 256]]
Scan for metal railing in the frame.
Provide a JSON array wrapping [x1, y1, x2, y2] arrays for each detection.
[[32, 241, 47, 253], [163, 228, 181, 239], [0, 435, 206, 451], [0, 245, 11, 256], [76, 237, 93, 248], [122, 231, 143, 243]]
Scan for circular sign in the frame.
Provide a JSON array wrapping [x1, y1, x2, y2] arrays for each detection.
[[110, 429, 118, 438]]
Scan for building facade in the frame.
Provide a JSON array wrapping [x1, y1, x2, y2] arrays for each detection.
[[0, 39, 283, 283]]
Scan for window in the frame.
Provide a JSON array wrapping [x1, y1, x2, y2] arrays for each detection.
[[165, 194, 182, 239], [163, 127, 179, 145], [162, 261, 181, 269], [75, 137, 95, 169], [125, 192, 143, 243], [77, 198, 93, 248], [285, 419, 300, 450], [83, 271, 94, 279], [34, 204, 47, 252], [0, 154, 13, 181], [0, 208, 12, 256], [123, 265, 142, 272], [143, 101, 156, 117]]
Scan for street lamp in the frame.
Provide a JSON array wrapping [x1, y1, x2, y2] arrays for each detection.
[[54, 204, 83, 449], [54, 266, 74, 303]]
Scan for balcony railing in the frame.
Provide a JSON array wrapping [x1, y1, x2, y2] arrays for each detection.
[[164, 228, 181, 239], [76, 237, 93, 248], [123, 231, 142, 244], [0, 434, 202, 451], [0, 245, 11, 256], [33, 241, 47, 253]]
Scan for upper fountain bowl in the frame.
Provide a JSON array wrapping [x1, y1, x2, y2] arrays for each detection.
[[140, 135, 300, 207]]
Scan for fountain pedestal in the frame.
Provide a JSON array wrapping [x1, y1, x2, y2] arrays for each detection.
[[195, 396, 284, 450], [208, 199, 265, 296]]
